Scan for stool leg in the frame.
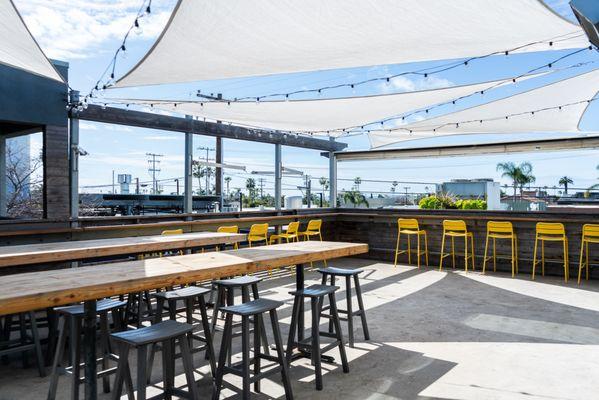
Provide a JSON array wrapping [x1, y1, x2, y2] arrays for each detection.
[[19, 313, 28, 369], [345, 276, 354, 348], [210, 287, 223, 334], [417, 233, 421, 269], [586, 241, 590, 281], [197, 295, 217, 376], [47, 316, 67, 400], [329, 293, 349, 373], [225, 288, 234, 366], [451, 237, 455, 269], [483, 234, 489, 274], [285, 297, 300, 364], [161, 339, 174, 400], [179, 336, 199, 400], [269, 308, 293, 400], [328, 275, 335, 334], [311, 297, 323, 391], [394, 232, 400, 267], [492, 237, 497, 272], [136, 345, 148, 400], [354, 275, 370, 341], [251, 284, 270, 355], [212, 314, 233, 400], [532, 235, 538, 280], [579, 240, 585, 284], [28, 311, 46, 377], [424, 232, 429, 266], [99, 313, 111, 393], [147, 297, 165, 384], [439, 234, 446, 271], [70, 316, 82, 400], [45, 309, 58, 367], [111, 343, 133, 400], [253, 313, 262, 393], [541, 240, 545, 277], [241, 316, 251, 400]]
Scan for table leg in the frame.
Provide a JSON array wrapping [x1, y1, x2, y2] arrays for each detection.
[[83, 299, 97, 400], [295, 263, 305, 341]]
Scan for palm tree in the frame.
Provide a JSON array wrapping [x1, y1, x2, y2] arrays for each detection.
[[224, 176, 232, 197], [319, 177, 329, 199], [245, 178, 257, 200], [391, 181, 398, 193], [496, 162, 519, 199], [516, 162, 535, 196], [353, 177, 362, 192], [558, 176, 573, 195], [497, 161, 535, 199]]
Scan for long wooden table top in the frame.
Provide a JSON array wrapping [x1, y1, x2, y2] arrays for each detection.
[[0, 232, 246, 268], [0, 241, 368, 316]]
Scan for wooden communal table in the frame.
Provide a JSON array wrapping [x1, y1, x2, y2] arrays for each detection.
[[0, 240, 368, 400], [0, 231, 246, 268]]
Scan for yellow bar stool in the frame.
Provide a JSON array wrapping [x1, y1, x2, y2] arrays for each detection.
[[394, 218, 429, 268], [532, 222, 569, 282], [298, 219, 327, 267], [269, 221, 300, 244], [439, 220, 475, 271], [217, 225, 239, 250], [482, 221, 519, 277], [578, 224, 599, 284]]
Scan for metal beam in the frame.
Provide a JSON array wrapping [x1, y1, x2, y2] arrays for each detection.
[[69, 91, 80, 221], [73, 105, 346, 152], [184, 116, 193, 214], [215, 136, 223, 210], [336, 135, 599, 161], [274, 143, 282, 210], [329, 137, 337, 207]]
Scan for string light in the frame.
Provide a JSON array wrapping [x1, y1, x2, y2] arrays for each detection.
[[198, 32, 586, 103], [68, 0, 153, 111]]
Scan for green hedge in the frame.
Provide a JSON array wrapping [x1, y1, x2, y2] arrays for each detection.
[[419, 195, 486, 210]]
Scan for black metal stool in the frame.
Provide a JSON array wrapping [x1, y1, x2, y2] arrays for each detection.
[[146, 286, 216, 383], [318, 267, 370, 347], [211, 276, 270, 361], [286, 284, 348, 391], [0, 311, 45, 377], [47, 298, 126, 400], [212, 298, 292, 400], [111, 320, 199, 400]]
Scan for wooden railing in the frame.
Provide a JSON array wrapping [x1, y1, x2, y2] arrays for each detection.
[[1, 207, 598, 279]]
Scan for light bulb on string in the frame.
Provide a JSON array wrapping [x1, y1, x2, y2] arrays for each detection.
[[134, 19, 143, 35]]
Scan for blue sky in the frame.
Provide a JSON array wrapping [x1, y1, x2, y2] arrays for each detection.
[[15, 0, 599, 196]]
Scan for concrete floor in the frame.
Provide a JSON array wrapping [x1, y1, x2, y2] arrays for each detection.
[[2, 258, 599, 399]]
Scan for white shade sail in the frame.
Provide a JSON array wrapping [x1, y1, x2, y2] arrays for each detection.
[[115, 0, 587, 87], [116, 76, 528, 135], [0, 0, 63, 81], [369, 69, 599, 148]]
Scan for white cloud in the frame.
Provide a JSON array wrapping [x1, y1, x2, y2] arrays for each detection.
[[14, 0, 176, 60], [378, 75, 454, 94]]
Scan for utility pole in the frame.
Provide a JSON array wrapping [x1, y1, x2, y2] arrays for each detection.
[[258, 178, 265, 199], [146, 153, 163, 194], [197, 146, 215, 195], [135, 178, 140, 194], [403, 186, 411, 205], [305, 175, 312, 208], [112, 170, 115, 194]]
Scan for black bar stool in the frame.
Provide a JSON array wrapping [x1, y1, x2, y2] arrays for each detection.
[[286, 284, 349, 391], [0, 311, 45, 377], [212, 298, 292, 400], [146, 286, 216, 382], [47, 298, 126, 400], [124, 291, 153, 328], [318, 267, 370, 347], [111, 320, 200, 400], [211, 276, 270, 360]]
